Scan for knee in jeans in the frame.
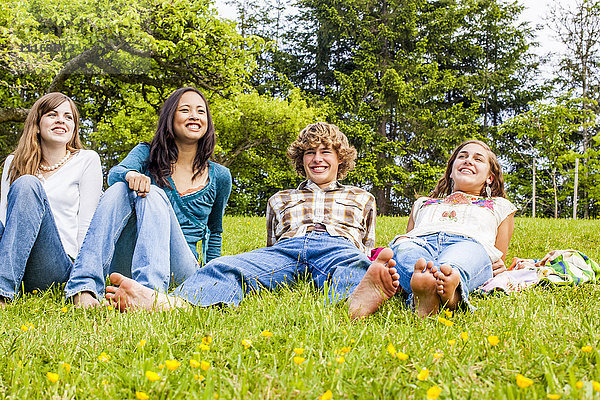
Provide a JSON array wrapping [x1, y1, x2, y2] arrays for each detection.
[[8, 175, 44, 200]]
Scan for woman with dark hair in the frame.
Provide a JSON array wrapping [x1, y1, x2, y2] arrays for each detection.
[[0, 92, 102, 304], [65, 87, 232, 307]]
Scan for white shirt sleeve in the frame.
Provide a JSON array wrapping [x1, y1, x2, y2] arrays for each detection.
[[77, 151, 103, 247], [0, 155, 14, 225]]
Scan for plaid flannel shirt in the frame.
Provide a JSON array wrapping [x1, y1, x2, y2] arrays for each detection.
[[266, 180, 376, 254]]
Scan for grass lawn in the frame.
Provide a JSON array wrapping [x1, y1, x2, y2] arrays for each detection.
[[1, 216, 600, 399]]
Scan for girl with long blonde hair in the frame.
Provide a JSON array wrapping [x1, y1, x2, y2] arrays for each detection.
[[0, 92, 102, 304]]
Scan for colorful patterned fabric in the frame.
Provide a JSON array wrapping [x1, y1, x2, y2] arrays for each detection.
[[266, 180, 376, 254], [476, 249, 600, 296]]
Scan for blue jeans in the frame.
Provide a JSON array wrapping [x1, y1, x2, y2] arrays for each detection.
[[65, 182, 199, 300], [171, 232, 370, 306], [390, 232, 492, 307], [0, 176, 72, 299]]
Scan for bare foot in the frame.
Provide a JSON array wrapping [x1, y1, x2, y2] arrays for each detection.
[[0, 297, 6, 308], [410, 258, 440, 317], [106, 273, 188, 312], [72, 291, 101, 308], [434, 264, 461, 309], [348, 247, 399, 319]]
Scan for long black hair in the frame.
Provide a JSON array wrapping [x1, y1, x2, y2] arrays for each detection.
[[147, 87, 216, 188]]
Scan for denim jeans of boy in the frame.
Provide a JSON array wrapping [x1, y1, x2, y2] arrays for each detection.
[[65, 182, 199, 300], [390, 232, 492, 308], [0, 175, 72, 300], [171, 231, 371, 306]]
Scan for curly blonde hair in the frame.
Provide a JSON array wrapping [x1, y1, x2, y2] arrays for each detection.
[[287, 122, 357, 180]]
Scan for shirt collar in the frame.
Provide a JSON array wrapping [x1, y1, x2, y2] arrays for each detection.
[[298, 179, 343, 192]]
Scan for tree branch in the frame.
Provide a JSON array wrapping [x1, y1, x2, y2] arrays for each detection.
[[47, 46, 102, 93], [0, 108, 29, 123]]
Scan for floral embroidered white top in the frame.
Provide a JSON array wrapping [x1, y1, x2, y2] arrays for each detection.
[[392, 192, 517, 261]]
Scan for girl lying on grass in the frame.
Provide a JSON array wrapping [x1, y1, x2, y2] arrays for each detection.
[[385, 140, 516, 317]]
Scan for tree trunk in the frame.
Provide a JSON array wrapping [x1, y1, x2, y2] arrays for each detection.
[[552, 166, 558, 218], [532, 157, 536, 218], [573, 157, 579, 219]]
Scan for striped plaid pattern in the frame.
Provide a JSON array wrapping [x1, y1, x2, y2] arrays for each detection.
[[266, 180, 376, 254]]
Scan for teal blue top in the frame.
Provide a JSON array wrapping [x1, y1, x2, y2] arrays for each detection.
[[108, 143, 232, 263]]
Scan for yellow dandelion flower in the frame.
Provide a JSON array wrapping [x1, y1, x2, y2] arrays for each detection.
[[487, 335, 499, 346], [199, 343, 210, 351], [340, 346, 351, 354], [190, 359, 200, 368], [20, 324, 30, 332], [443, 309, 453, 318], [319, 390, 333, 400], [582, 345, 592, 353], [59, 362, 71, 373], [101, 380, 109, 386], [194, 374, 205, 381], [350, 339, 355, 344], [516, 374, 533, 388], [61, 306, 68, 313], [97, 352, 110, 362], [260, 330, 273, 338], [46, 372, 59, 383], [575, 381, 584, 389], [460, 332, 469, 341], [547, 394, 561, 399], [293, 356, 306, 365], [165, 359, 181, 371], [32, 289, 38, 294], [427, 385, 442, 400], [241, 339, 252, 349], [417, 368, 429, 381], [448, 340, 456, 346], [396, 351, 409, 360], [386, 343, 396, 356], [432, 352, 443, 361], [214, 394, 219, 399], [336, 356, 345, 364], [592, 381, 600, 392], [135, 391, 149, 400], [202, 336, 212, 345], [200, 361, 211, 371], [145, 370, 160, 382], [137, 340, 147, 348], [293, 347, 304, 355], [437, 316, 454, 326]]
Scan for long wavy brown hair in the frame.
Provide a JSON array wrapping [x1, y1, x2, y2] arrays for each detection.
[[8, 92, 83, 183], [430, 140, 507, 198], [147, 87, 216, 188]]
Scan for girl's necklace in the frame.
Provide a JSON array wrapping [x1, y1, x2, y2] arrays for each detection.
[[39, 150, 71, 172]]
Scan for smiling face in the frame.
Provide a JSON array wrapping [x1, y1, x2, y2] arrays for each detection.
[[38, 101, 76, 148], [450, 142, 492, 195], [303, 144, 340, 188], [173, 91, 208, 146]]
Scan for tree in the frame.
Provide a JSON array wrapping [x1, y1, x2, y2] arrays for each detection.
[[499, 97, 596, 218], [548, 0, 600, 217]]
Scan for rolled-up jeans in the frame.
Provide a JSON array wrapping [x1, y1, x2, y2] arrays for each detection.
[[65, 182, 199, 300], [0, 175, 72, 300], [390, 232, 492, 308], [172, 231, 371, 306]]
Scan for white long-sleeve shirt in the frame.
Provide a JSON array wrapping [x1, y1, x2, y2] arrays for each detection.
[[0, 150, 103, 258]]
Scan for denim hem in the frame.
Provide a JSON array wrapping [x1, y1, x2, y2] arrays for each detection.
[[64, 287, 101, 301]]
